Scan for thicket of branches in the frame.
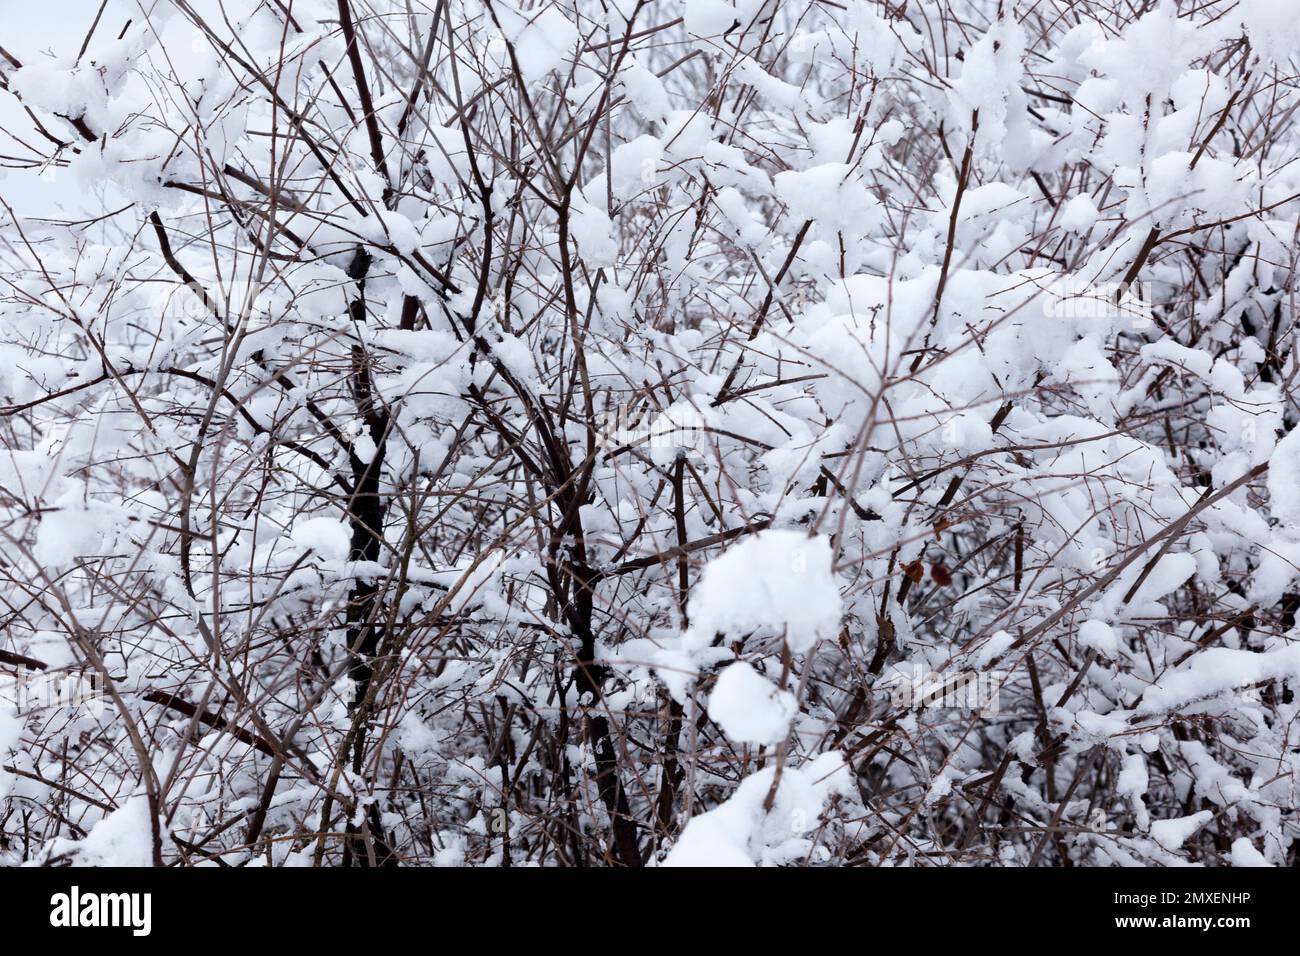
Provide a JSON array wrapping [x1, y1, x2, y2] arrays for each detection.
[[1, 0, 1299, 866]]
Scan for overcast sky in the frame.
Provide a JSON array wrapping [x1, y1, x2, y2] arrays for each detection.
[[2, 1, 144, 220]]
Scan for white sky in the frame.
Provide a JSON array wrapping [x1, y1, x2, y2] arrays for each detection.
[[1, 2, 140, 220], [0, 2, 201, 221]]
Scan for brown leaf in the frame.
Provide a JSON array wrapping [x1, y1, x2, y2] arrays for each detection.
[[903, 560, 924, 583], [930, 563, 953, 587]]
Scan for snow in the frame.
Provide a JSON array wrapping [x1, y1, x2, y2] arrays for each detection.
[[376, 211, 420, 255], [620, 61, 670, 126], [1078, 619, 1118, 657], [1135, 644, 1300, 717], [1229, 837, 1272, 867], [0, 702, 20, 799], [568, 197, 619, 267], [609, 134, 663, 200], [3, 0, 1298, 872], [1234, 0, 1300, 66], [1116, 753, 1148, 801], [946, 16, 1030, 164], [292, 517, 352, 560], [1119, 553, 1197, 609], [1150, 810, 1212, 852], [685, 531, 842, 654], [1141, 340, 1214, 379], [51, 796, 154, 866], [34, 506, 113, 568], [708, 661, 797, 746], [683, 0, 741, 37], [1060, 195, 1099, 231], [662, 752, 851, 866], [976, 630, 1015, 667], [495, 4, 578, 82], [1080, 3, 1223, 108], [1268, 426, 1300, 530], [773, 163, 881, 243]]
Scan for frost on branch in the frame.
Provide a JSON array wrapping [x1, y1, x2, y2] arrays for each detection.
[[1, 0, 1299, 867]]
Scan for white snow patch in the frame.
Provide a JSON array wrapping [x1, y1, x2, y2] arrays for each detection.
[[1078, 619, 1118, 657], [1229, 837, 1272, 867], [496, 4, 578, 82], [708, 662, 797, 746], [685, 530, 842, 653], [662, 752, 850, 866], [51, 796, 155, 866], [292, 517, 352, 560], [1150, 810, 1212, 851]]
